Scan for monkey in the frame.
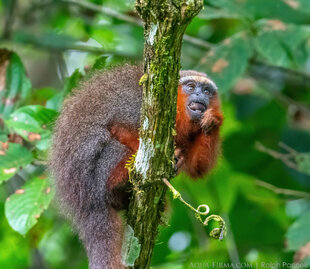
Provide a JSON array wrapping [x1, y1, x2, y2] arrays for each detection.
[[50, 64, 223, 269]]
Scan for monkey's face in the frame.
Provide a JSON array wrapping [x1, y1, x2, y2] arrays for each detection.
[[180, 76, 217, 121]]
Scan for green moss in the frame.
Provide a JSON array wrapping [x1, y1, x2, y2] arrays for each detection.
[[127, 1, 203, 268], [139, 73, 148, 85]]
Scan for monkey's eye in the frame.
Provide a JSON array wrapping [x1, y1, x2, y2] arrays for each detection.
[[204, 88, 211, 95], [186, 83, 195, 91]]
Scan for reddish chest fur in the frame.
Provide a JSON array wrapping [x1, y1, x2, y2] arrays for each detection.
[[108, 84, 223, 186]]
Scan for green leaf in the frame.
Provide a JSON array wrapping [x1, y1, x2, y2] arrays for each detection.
[[0, 143, 33, 183], [152, 263, 183, 269], [121, 225, 141, 266], [210, 160, 238, 212], [286, 210, 310, 251], [0, 211, 31, 268], [13, 32, 77, 50], [282, 0, 310, 14], [302, 256, 310, 267], [45, 92, 63, 111], [63, 69, 83, 95], [2, 0, 14, 16], [99, 0, 135, 12], [196, 33, 252, 92], [254, 20, 310, 67], [286, 199, 310, 218], [91, 24, 142, 56], [30, 87, 59, 106], [198, 7, 241, 20], [0, 51, 31, 119], [295, 153, 310, 176], [205, 0, 310, 23], [91, 56, 108, 71], [90, 28, 117, 50], [5, 105, 58, 151], [205, 0, 245, 15], [46, 70, 83, 111], [5, 176, 53, 235], [0, 129, 8, 142]]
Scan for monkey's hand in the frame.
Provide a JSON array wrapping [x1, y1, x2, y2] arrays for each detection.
[[201, 109, 222, 134], [174, 148, 185, 173]]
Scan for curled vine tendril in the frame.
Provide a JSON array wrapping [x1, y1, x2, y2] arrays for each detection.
[[124, 158, 226, 240], [162, 178, 226, 240]]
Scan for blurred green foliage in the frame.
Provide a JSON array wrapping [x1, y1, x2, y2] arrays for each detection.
[[0, 0, 310, 268]]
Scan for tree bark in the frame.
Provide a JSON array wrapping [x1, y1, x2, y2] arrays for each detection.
[[126, 1, 203, 268]]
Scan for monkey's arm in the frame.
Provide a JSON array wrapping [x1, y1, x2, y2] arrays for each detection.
[[201, 107, 223, 133], [183, 128, 220, 178]]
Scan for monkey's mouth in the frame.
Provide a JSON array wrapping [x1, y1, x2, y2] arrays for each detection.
[[188, 102, 206, 114]]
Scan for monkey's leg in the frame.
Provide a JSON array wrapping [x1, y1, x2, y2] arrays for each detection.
[[109, 123, 139, 152], [107, 123, 139, 188]]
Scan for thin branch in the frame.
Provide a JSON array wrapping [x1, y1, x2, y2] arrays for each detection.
[[62, 0, 143, 27], [273, 90, 310, 117], [62, 0, 213, 50], [255, 179, 310, 198], [183, 34, 212, 49], [10, 0, 310, 91], [250, 72, 310, 118], [249, 59, 310, 89], [255, 141, 300, 171], [0, 38, 137, 58], [17, 0, 310, 91], [222, 213, 241, 265], [62, 0, 310, 90], [2, 0, 17, 39], [278, 142, 298, 155]]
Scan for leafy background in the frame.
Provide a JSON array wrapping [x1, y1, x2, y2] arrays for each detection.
[[1, 0, 310, 268]]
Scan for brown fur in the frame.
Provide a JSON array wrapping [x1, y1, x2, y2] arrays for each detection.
[[175, 83, 223, 178], [50, 65, 223, 269]]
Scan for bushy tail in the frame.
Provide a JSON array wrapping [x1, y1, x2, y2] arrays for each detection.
[[50, 123, 128, 269], [77, 207, 125, 269]]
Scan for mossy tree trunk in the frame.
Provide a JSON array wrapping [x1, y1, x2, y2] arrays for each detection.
[[126, 1, 203, 268]]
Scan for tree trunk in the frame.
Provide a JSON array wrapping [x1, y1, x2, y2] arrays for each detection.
[[126, 1, 203, 268]]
